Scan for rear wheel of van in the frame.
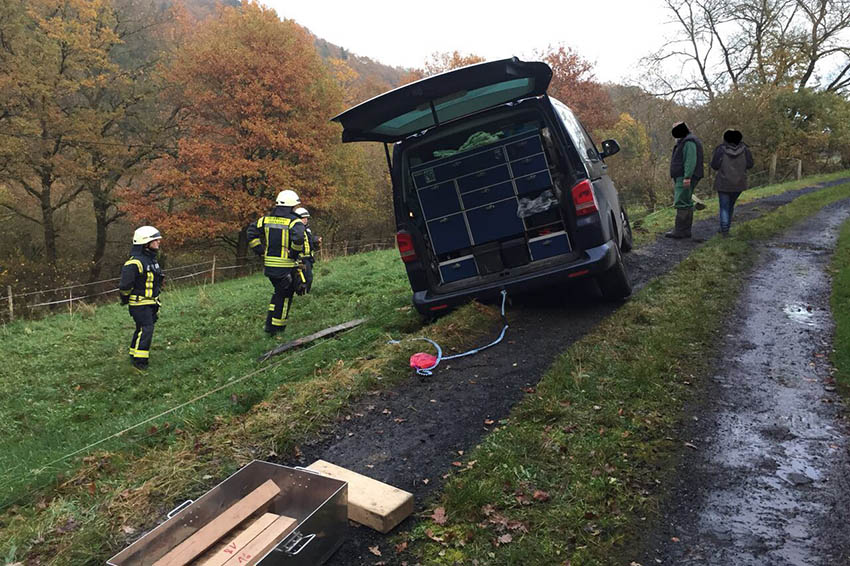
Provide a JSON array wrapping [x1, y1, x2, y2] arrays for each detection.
[[598, 242, 632, 300], [620, 207, 633, 253]]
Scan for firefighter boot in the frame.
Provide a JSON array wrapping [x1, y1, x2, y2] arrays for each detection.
[[665, 208, 692, 239]]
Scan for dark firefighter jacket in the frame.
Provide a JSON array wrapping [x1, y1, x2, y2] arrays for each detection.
[[119, 245, 164, 306], [302, 227, 318, 265], [247, 206, 306, 272]]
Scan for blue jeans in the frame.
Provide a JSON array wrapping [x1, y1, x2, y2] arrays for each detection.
[[718, 191, 741, 232]]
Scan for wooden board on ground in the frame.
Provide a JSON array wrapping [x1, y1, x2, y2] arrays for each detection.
[[154, 480, 280, 566], [258, 318, 367, 361], [194, 513, 278, 566], [221, 515, 298, 566], [306, 459, 413, 534]]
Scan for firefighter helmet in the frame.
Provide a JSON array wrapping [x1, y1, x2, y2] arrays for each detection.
[[294, 207, 310, 218], [133, 226, 162, 245], [275, 189, 300, 207]]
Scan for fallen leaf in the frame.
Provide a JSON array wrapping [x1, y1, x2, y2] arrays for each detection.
[[532, 490, 550, 502], [422, 478, 430, 485], [484, 419, 495, 426], [121, 525, 136, 535], [382, 408, 391, 415], [671, 536, 680, 543], [496, 533, 513, 545], [425, 529, 444, 542], [431, 507, 447, 525], [593, 405, 602, 411], [395, 541, 408, 553], [369, 545, 382, 556], [452, 461, 463, 467]]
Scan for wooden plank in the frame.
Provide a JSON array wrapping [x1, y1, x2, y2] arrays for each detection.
[[154, 480, 280, 566], [194, 513, 279, 566], [221, 515, 298, 566], [306, 459, 413, 534], [258, 318, 367, 361]]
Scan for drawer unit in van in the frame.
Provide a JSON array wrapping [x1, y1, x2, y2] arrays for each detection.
[[410, 131, 564, 266], [466, 199, 525, 243], [418, 181, 461, 218], [529, 231, 571, 261], [426, 213, 471, 255], [439, 255, 478, 283]]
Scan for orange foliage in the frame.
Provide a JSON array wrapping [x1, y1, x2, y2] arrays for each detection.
[[539, 45, 615, 133], [126, 2, 342, 247]]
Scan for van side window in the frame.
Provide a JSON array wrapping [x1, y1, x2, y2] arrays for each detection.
[[554, 102, 599, 165]]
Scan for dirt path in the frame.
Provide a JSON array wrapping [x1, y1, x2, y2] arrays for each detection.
[[284, 180, 849, 565], [640, 199, 850, 565]]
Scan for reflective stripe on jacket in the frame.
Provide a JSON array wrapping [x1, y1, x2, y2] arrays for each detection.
[[119, 245, 163, 306], [246, 206, 306, 268]]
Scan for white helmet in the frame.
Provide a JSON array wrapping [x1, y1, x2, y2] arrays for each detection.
[[294, 207, 310, 218], [275, 189, 300, 207], [133, 226, 162, 245]]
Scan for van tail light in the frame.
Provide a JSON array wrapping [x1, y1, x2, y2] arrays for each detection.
[[396, 231, 417, 263], [571, 179, 599, 217]]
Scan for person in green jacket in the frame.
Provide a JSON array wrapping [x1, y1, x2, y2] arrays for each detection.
[[666, 122, 705, 239]]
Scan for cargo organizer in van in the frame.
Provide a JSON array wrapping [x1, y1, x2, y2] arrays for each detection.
[[409, 129, 570, 285]]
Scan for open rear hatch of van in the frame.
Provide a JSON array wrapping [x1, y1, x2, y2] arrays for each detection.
[[331, 58, 552, 143]]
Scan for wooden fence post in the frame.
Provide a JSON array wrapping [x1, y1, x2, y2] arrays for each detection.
[[7, 285, 12, 322], [68, 289, 73, 316], [211, 255, 216, 285], [769, 153, 777, 185], [796, 159, 802, 180]]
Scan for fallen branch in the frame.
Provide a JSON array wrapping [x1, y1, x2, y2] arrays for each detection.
[[258, 318, 367, 361]]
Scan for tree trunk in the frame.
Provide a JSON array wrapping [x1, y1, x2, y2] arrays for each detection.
[[39, 185, 58, 267], [236, 227, 249, 265], [89, 201, 109, 282]]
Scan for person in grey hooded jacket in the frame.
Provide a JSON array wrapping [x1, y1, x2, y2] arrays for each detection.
[[710, 129, 754, 235]]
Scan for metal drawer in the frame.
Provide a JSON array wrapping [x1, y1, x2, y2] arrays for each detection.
[[529, 231, 571, 261], [439, 255, 478, 283], [107, 461, 348, 566]]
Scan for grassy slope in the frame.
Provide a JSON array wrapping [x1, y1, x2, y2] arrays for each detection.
[[407, 182, 850, 565], [0, 172, 844, 563], [832, 219, 850, 396], [631, 170, 850, 246], [0, 250, 417, 503]]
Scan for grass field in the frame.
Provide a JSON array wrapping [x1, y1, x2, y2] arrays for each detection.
[[0, 250, 417, 505], [1, 172, 846, 563]]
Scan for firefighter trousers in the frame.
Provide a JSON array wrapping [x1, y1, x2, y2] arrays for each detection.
[[129, 304, 158, 361], [266, 272, 295, 333]]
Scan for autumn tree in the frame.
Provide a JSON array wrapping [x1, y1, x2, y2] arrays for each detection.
[[538, 45, 616, 133], [0, 0, 117, 267], [129, 2, 343, 260]]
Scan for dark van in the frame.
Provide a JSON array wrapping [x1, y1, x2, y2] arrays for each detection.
[[332, 57, 632, 316]]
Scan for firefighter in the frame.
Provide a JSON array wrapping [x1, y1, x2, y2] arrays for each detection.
[[294, 207, 319, 293], [247, 189, 307, 336], [119, 226, 164, 370]]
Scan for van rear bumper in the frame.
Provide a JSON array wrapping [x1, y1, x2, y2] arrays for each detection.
[[413, 240, 617, 314]]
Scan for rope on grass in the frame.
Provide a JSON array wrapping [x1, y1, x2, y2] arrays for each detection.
[[2, 324, 365, 505], [388, 290, 510, 376]]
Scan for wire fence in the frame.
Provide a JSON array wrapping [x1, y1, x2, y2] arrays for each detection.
[[2, 238, 396, 324]]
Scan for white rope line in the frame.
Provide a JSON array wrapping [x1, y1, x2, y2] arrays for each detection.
[[17, 324, 362, 487]]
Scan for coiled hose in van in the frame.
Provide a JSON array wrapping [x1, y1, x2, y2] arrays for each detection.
[[389, 289, 509, 376]]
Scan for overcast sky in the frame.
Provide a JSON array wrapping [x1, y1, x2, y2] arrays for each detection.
[[263, 0, 673, 84]]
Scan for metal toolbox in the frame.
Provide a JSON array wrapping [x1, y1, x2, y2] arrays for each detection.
[[108, 460, 348, 566]]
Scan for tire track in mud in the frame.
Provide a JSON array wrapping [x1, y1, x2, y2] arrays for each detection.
[[284, 179, 850, 565], [641, 199, 850, 565]]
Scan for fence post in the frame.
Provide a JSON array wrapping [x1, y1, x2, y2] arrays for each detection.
[[769, 153, 777, 185], [68, 289, 73, 317], [211, 255, 216, 285], [7, 285, 12, 322], [796, 159, 802, 180]]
